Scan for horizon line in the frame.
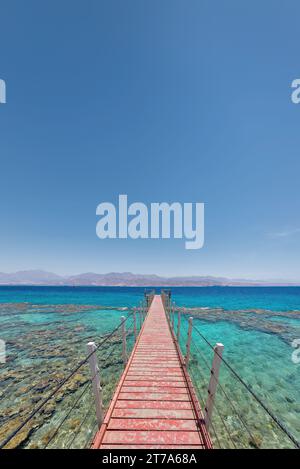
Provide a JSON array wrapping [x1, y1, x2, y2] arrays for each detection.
[[0, 269, 300, 285]]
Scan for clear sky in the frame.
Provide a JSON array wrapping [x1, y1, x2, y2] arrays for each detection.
[[0, 0, 299, 280]]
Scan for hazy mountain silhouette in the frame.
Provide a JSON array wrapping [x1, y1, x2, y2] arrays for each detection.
[[0, 270, 298, 286]]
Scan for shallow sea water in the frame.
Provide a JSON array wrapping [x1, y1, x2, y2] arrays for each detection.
[[0, 286, 299, 448]]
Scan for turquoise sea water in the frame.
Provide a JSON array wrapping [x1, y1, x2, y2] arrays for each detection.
[[0, 285, 300, 310], [0, 286, 300, 448]]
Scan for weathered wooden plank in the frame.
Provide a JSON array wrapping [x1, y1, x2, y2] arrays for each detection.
[[123, 380, 187, 388], [132, 359, 180, 364], [112, 408, 195, 419], [103, 430, 203, 445], [126, 374, 184, 379], [126, 371, 184, 377], [129, 366, 183, 371], [121, 386, 188, 394], [118, 392, 190, 401], [108, 418, 198, 431], [114, 400, 193, 410]]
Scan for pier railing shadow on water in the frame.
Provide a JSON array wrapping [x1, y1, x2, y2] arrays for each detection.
[[0, 301, 148, 450], [164, 297, 300, 449]]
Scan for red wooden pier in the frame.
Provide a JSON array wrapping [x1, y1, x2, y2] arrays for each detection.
[[92, 295, 212, 449]]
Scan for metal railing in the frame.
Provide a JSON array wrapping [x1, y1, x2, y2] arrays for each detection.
[[164, 299, 300, 449], [0, 299, 150, 449]]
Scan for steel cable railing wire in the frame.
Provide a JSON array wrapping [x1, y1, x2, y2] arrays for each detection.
[[172, 310, 222, 448], [2, 308, 144, 450], [177, 311, 257, 448], [182, 318, 257, 446], [0, 310, 137, 449], [187, 353, 238, 449], [203, 411, 221, 448], [67, 400, 96, 449], [84, 421, 98, 448], [43, 381, 91, 449], [186, 343, 235, 447], [188, 366, 235, 449], [43, 335, 126, 450], [81, 421, 98, 449], [61, 309, 145, 449], [192, 343, 256, 446], [180, 313, 300, 449], [187, 366, 222, 449]]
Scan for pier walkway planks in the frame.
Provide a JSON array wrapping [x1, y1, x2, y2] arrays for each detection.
[[92, 295, 212, 449]]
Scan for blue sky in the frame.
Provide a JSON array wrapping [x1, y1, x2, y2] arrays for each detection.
[[0, 0, 299, 280]]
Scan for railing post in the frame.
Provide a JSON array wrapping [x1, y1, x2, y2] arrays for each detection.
[[133, 308, 137, 342], [87, 341, 103, 428], [204, 343, 224, 430], [177, 308, 181, 341], [121, 316, 127, 367], [164, 295, 169, 317], [171, 303, 175, 331], [185, 317, 193, 366], [166, 299, 170, 325], [142, 301, 146, 322]]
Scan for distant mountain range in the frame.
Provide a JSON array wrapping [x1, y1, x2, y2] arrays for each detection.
[[0, 270, 298, 286]]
